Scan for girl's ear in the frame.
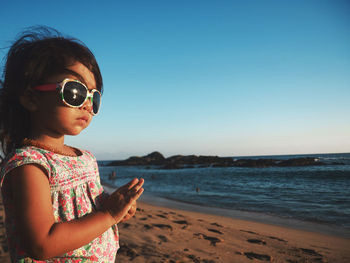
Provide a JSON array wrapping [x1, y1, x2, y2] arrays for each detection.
[[19, 90, 39, 112]]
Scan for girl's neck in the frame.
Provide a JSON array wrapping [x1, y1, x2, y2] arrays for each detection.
[[28, 135, 64, 147], [22, 138, 81, 157]]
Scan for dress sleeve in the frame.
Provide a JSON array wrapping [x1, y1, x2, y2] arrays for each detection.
[[0, 147, 51, 187]]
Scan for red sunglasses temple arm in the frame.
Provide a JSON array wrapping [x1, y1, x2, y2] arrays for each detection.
[[33, 83, 58, 91]]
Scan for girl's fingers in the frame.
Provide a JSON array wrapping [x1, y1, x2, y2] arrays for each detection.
[[130, 187, 144, 201], [136, 187, 144, 198], [120, 178, 144, 191], [127, 178, 139, 189], [119, 178, 139, 191], [132, 178, 144, 191]]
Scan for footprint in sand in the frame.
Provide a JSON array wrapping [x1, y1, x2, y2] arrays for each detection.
[[173, 220, 189, 225], [268, 236, 287, 243], [143, 224, 153, 230], [118, 242, 139, 260], [240, 229, 258, 235], [244, 252, 272, 261], [187, 254, 215, 263], [247, 239, 266, 245], [194, 233, 222, 246], [299, 248, 322, 257], [211, 222, 223, 227], [157, 235, 168, 242], [287, 247, 324, 263], [204, 236, 222, 246], [152, 224, 173, 231], [208, 228, 223, 235], [121, 223, 131, 228], [156, 214, 168, 219]]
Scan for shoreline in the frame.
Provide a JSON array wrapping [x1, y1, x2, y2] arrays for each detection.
[[102, 183, 350, 239], [115, 195, 350, 262], [0, 185, 349, 262], [104, 183, 350, 262], [140, 193, 350, 239]]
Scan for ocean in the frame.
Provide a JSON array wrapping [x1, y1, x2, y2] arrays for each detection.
[[98, 153, 350, 237]]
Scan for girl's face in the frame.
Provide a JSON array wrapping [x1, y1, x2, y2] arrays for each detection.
[[31, 62, 97, 139]]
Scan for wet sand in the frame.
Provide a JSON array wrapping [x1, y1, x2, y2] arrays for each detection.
[[1, 191, 349, 262], [115, 199, 350, 263]]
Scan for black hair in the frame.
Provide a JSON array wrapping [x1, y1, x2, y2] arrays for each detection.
[[0, 26, 103, 160]]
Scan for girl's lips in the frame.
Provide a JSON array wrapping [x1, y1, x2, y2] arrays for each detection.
[[77, 116, 89, 122]]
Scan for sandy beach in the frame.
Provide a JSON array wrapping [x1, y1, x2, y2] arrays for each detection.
[[1, 192, 349, 262], [116, 200, 350, 263], [0, 195, 10, 263]]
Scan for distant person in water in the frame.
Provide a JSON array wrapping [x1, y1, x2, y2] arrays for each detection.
[[109, 171, 117, 180]]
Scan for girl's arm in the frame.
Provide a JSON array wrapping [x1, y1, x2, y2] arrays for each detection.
[[8, 164, 144, 260]]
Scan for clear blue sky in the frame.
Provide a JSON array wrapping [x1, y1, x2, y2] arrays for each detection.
[[1, 0, 349, 159]]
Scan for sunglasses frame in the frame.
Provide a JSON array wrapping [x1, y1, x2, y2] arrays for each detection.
[[33, 78, 102, 115]]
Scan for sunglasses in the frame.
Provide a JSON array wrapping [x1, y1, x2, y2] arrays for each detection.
[[33, 78, 101, 115]]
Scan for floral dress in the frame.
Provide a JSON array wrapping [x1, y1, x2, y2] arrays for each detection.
[[0, 146, 119, 262]]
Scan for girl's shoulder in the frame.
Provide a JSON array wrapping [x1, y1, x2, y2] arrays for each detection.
[[3, 145, 49, 165], [0, 146, 97, 185], [5, 146, 95, 163], [0, 146, 52, 186], [79, 148, 96, 160]]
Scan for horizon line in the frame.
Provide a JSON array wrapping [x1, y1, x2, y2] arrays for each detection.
[[97, 151, 350, 161]]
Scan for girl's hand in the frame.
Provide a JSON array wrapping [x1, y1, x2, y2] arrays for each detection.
[[120, 201, 137, 222], [103, 178, 144, 224]]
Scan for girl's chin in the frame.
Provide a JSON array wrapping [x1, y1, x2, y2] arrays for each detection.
[[65, 128, 86, 136], [69, 130, 85, 136]]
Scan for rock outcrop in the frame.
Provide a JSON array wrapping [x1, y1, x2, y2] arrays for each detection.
[[107, 152, 326, 169], [109, 151, 166, 166]]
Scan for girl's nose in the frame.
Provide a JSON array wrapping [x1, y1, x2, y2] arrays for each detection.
[[81, 98, 93, 113]]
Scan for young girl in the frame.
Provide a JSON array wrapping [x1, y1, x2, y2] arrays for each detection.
[[0, 27, 144, 262]]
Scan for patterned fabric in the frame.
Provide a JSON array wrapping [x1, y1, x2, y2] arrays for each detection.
[[0, 146, 119, 262]]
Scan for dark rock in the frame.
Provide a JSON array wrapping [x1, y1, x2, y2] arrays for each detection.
[[330, 162, 345, 165], [108, 151, 165, 166], [166, 155, 197, 165], [107, 152, 328, 169], [232, 158, 278, 168], [143, 151, 166, 165], [232, 157, 325, 168], [160, 163, 184, 169], [277, 157, 324, 167]]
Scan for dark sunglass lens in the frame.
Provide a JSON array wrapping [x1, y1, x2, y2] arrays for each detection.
[[63, 82, 87, 106], [92, 91, 101, 114]]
